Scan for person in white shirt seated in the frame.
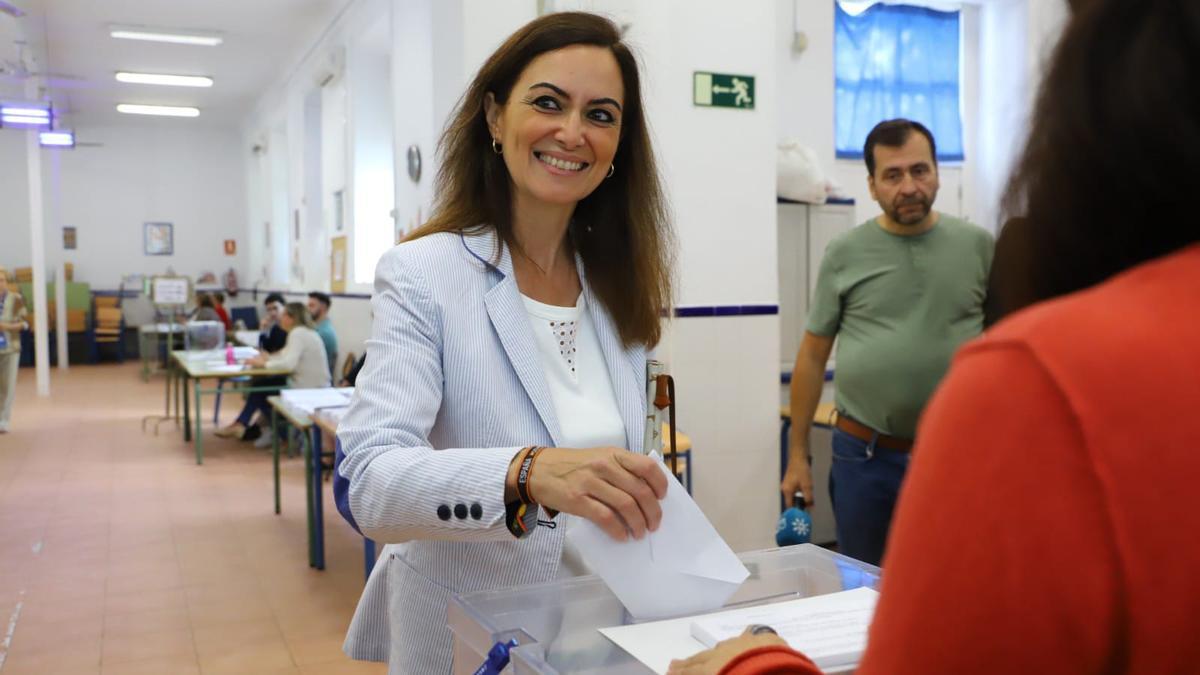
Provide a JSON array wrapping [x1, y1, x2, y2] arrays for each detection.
[[216, 302, 331, 446]]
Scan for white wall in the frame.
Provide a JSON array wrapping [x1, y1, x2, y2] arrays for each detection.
[[0, 132, 32, 272], [2, 123, 247, 291]]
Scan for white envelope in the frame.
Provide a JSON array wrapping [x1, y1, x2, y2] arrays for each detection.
[[566, 455, 749, 620]]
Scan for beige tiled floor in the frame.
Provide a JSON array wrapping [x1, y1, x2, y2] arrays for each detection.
[[0, 362, 386, 675]]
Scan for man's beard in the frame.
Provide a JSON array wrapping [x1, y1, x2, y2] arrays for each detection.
[[889, 197, 931, 226]]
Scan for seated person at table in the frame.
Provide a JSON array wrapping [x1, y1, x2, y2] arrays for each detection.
[[259, 293, 288, 352], [189, 293, 221, 323], [239, 292, 290, 443], [307, 291, 338, 380], [215, 302, 331, 445], [212, 291, 233, 331]]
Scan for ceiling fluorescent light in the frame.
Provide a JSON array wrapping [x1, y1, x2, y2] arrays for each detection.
[[2, 114, 52, 126], [116, 104, 200, 117], [116, 72, 214, 88], [2, 107, 50, 117], [109, 27, 223, 47], [40, 130, 75, 148]]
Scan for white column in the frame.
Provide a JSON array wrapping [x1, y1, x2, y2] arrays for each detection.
[[25, 87, 50, 396], [54, 264, 67, 369]]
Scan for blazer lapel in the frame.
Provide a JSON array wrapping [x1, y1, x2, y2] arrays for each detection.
[[581, 276, 646, 454], [469, 231, 565, 447]]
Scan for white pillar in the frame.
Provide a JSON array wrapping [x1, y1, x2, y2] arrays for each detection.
[[54, 264, 67, 369], [26, 109, 50, 396]]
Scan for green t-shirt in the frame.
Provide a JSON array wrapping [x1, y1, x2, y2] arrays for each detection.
[[806, 214, 994, 438]]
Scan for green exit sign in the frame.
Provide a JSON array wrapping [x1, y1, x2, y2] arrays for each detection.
[[693, 71, 755, 110]]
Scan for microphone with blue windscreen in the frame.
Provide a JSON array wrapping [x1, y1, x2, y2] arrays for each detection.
[[776, 491, 813, 546]]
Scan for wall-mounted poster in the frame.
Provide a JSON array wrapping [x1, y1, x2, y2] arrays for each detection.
[[150, 276, 190, 306], [144, 222, 173, 256], [330, 235, 347, 294], [63, 226, 77, 250], [224, 239, 237, 255]]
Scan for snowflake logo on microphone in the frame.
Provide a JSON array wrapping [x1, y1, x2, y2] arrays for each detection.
[[790, 518, 810, 537]]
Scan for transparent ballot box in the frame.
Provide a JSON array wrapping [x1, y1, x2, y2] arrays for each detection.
[[447, 543, 881, 675], [185, 320, 226, 351]]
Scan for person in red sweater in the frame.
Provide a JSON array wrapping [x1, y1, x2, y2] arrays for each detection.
[[212, 290, 233, 332], [670, 0, 1200, 672]]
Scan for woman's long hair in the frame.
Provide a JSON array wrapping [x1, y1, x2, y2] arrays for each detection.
[[407, 12, 674, 348], [283, 302, 314, 330], [999, 0, 1200, 310]]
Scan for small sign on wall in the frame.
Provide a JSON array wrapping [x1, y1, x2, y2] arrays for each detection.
[[224, 239, 237, 255], [63, 226, 77, 250], [694, 72, 755, 109], [330, 235, 347, 294]]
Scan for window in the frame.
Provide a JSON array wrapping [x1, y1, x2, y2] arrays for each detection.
[[834, 1, 964, 161]]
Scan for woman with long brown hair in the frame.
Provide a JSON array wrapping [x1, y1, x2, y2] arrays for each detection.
[[671, 0, 1200, 672], [337, 12, 675, 672]]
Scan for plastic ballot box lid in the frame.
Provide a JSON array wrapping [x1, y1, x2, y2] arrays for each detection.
[[447, 543, 881, 675]]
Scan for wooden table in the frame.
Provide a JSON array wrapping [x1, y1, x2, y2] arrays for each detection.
[[267, 396, 322, 568], [138, 323, 184, 382], [308, 409, 352, 574], [172, 350, 291, 464]]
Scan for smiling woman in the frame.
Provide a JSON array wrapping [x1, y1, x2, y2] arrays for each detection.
[[336, 11, 677, 674]]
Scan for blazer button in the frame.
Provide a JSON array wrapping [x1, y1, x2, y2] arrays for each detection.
[[437, 505, 451, 521], [470, 503, 483, 520], [454, 504, 468, 520]]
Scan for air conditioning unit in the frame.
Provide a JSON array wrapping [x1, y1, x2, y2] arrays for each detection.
[[312, 46, 345, 87]]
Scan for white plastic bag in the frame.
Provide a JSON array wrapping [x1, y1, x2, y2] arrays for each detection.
[[777, 140, 829, 204]]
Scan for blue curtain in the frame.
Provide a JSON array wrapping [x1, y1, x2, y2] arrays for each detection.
[[834, 2, 964, 161]]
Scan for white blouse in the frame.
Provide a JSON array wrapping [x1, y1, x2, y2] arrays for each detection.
[[522, 293, 626, 577]]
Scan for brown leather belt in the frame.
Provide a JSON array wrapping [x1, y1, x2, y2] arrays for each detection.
[[834, 413, 914, 452]]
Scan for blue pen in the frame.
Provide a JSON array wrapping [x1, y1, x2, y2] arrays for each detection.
[[474, 638, 519, 675]]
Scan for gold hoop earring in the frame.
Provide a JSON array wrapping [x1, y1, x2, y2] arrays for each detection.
[[606, 164, 615, 178], [491, 139, 502, 155]]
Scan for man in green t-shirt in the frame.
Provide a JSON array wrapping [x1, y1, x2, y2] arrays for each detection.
[[782, 119, 993, 565]]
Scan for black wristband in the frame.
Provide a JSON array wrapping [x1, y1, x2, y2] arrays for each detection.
[[505, 500, 537, 538], [516, 446, 541, 505]]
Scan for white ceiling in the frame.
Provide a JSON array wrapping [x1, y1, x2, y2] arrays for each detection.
[[9, 0, 347, 128]]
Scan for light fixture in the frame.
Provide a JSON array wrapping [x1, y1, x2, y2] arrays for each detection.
[[116, 103, 200, 117], [109, 26, 223, 47], [115, 72, 214, 88], [40, 130, 75, 148], [0, 102, 52, 128]]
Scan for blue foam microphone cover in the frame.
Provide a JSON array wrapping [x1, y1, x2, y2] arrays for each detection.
[[776, 493, 813, 546]]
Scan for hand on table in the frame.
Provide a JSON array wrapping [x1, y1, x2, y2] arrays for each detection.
[[243, 353, 267, 368], [667, 628, 789, 675]]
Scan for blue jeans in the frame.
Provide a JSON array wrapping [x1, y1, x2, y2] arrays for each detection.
[[829, 428, 911, 566], [235, 391, 272, 427]]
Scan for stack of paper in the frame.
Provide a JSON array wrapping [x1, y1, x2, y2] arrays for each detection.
[[280, 387, 354, 414], [566, 455, 749, 621], [689, 587, 879, 670], [599, 586, 878, 674]]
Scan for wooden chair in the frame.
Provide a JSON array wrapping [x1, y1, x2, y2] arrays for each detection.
[[91, 306, 125, 362], [340, 352, 358, 384], [661, 423, 693, 494]]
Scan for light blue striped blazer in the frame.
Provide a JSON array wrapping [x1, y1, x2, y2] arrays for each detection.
[[338, 228, 647, 674]]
